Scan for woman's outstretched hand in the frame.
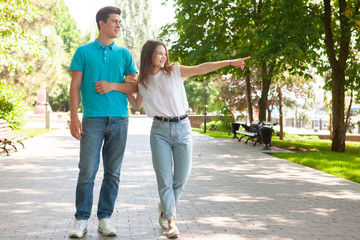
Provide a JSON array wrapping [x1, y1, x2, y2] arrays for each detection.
[[231, 56, 251, 70]]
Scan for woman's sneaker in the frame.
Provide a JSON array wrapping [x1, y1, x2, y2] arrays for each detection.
[[69, 219, 87, 238], [168, 224, 180, 239], [158, 202, 168, 228]]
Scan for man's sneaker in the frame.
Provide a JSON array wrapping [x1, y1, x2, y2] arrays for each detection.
[[69, 219, 87, 238], [158, 202, 168, 229], [98, 218, 117, 236]]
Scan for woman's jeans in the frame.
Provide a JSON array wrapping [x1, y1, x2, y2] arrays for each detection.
[[75, 117, 128, 220], [150, 118, 193, 220]]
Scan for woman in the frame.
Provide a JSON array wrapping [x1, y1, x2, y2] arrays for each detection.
[[127, 40, 250, 238]]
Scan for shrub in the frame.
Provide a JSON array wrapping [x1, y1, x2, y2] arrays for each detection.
[[0, 81, 30, 129], [200, 120, 218, 131], [273, 129, 286, 138]]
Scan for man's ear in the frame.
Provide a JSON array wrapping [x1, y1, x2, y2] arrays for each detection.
[[99, 20, 106, 29]]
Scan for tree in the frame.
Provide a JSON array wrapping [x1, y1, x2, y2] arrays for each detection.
[[159, 0, 321, 122], [0, 0, 47, 79], [313, 0, 360, 152]]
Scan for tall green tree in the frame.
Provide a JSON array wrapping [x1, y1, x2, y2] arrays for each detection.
[[312, 0, 360, 152], [159, 0, 321, 122]]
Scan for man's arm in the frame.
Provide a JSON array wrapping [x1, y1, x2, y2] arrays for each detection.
[[69, 70, 83, 140], [95, 74, 138, 95]]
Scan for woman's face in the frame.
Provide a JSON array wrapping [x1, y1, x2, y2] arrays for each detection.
[[152, 45, 167, 71]]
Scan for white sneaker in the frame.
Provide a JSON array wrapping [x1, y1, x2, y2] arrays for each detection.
[[69, 219, 87, 238], [168, 224, 180, 239], [158, 202, 168, 229], [98, 218, 117, 236]]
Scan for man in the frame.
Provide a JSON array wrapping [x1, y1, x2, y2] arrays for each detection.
[[68, 6, 137, 238]]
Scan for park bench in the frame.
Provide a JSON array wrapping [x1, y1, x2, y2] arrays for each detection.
[[0, 119, 28, 156], [235, 121, 276, 148], [236, 121, 262, 146]]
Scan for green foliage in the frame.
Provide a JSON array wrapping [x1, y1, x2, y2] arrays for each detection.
[[52, 0, 82, 56], [0, 81, 30, 129], [0, 0, 47, 76], [200, 121, 217, 131]]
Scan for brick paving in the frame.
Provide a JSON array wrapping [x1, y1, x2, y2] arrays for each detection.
[[0, 117, 360, 240]]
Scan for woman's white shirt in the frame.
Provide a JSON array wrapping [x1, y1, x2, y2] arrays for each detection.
[[138, 65, 189, 118]]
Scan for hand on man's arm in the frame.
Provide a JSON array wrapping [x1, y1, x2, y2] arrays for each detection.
[[95, 73, 138, 95]]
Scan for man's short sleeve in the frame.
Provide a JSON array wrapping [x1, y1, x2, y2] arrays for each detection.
[[70, 47, 85, 72], [123, 49, 138, 75]]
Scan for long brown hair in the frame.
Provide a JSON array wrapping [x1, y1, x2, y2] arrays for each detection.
[[138, 40, 174, 88]]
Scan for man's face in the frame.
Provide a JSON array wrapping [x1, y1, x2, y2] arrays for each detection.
[[100, 14, 121, 39]]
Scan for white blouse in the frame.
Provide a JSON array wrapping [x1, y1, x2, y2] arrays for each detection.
[[138, 65, 189, 118]]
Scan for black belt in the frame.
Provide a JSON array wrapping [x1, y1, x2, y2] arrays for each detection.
[[154, 114, 188, 123]]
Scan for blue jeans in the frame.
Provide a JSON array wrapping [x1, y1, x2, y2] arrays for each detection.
[[75, 117, 128, 220], [150, 118, 193, 220]]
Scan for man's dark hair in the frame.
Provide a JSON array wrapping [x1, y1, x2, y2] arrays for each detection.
[[96, 6, 121, 30]]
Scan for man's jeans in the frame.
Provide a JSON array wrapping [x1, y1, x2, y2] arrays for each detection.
[[150, 118, 193, 220], [75, 117, 128, 220]]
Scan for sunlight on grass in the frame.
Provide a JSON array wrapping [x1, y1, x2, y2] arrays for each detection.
[[193, 128, 360, 184], [14, 128, 53, 139]]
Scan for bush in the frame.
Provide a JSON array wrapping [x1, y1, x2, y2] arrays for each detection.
[[200, 119, 232, 133], [0, 81, 30, 129], [200, 120, 218, 131], [273, 130, 286, 138]]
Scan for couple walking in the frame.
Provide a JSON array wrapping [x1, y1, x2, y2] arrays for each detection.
[[68, 6, 250, 239]]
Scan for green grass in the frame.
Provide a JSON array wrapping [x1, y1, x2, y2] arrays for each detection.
[[192, 128, 233, 138], [13, 128, 53, 139], [193, 128, 360, 183]]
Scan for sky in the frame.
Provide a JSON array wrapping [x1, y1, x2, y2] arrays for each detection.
[[63, 0, 175, 34]]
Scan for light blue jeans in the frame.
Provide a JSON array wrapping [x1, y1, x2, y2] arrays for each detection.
[[150, 118, 193, 220], [75, 117, 128, 220]]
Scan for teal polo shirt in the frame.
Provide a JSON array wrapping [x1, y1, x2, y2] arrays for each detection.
[[70, 39, 138, 117]]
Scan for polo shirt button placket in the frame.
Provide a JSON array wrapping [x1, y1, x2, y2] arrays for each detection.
[[104, 47, 109, 63]]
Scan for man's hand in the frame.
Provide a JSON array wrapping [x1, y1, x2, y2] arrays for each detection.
[[95, 80, 113, 95], [70, 118, 83, 140]]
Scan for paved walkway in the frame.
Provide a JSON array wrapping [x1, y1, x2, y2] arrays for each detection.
[[1, 117, 360, 240]]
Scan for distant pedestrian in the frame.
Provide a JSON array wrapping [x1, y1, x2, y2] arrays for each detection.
[[126, 39, 250, 238], [68, 6, 137, 238]]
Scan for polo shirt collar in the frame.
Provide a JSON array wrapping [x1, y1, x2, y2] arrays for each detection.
[[95, 39, 115, 50]]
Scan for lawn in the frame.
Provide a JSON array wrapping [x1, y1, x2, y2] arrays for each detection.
[[193, 128, 360, 184], [14, 128, 53, 139]]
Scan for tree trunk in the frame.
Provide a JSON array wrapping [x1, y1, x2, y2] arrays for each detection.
[[345, 89, 353, 131], [331, 68, 346, 152], [258, 62, 272, 121], [193, 102, 198, 114], [245, 75, 254, 123], [267, 107, 272, 122], [278, 86, 284, 140], [321, 0, 350, 152]]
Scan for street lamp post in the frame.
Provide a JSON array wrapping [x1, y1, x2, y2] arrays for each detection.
[[41, 27, 51, 129], [203, 80, 207, 133]]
